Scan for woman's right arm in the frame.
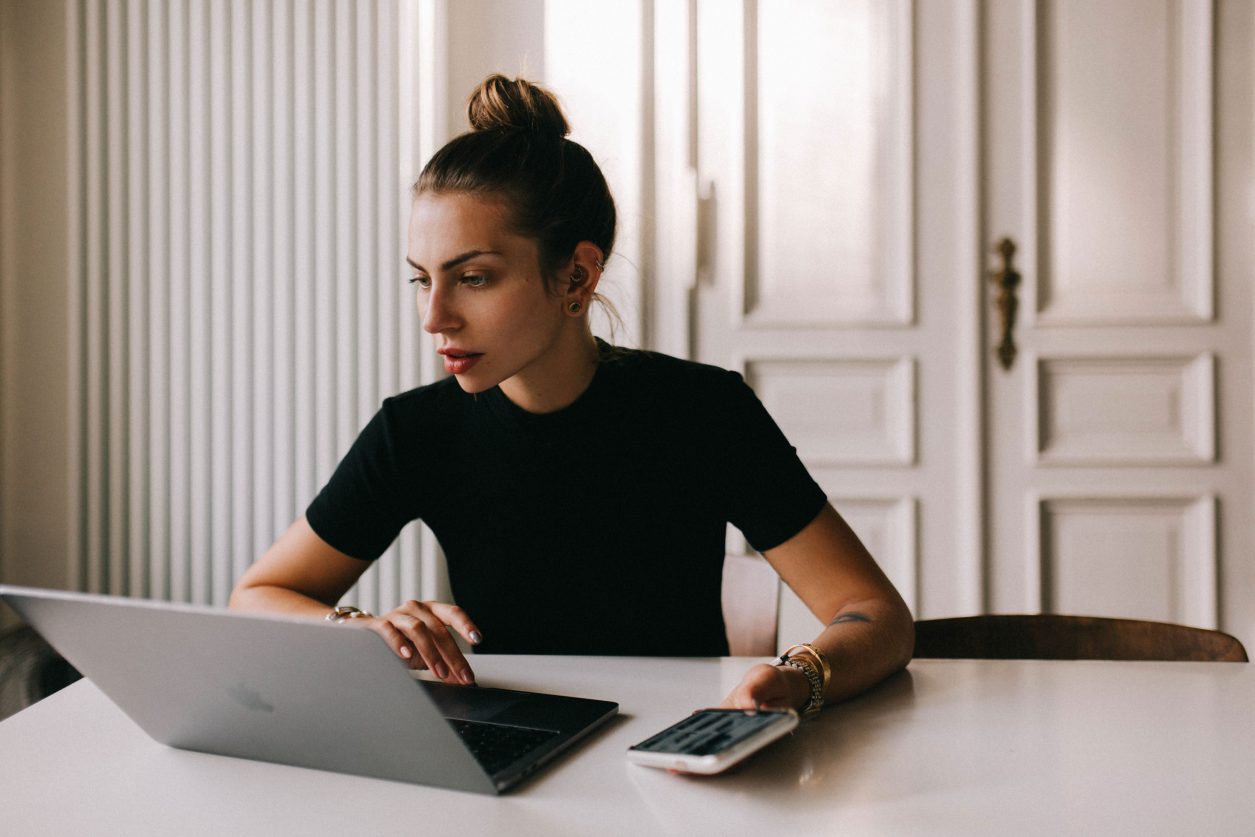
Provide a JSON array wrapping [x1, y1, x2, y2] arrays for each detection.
[[229, 516, 481, 685]]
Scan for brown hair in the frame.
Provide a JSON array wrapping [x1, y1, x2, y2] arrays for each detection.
[[415, 75, 617, 285]]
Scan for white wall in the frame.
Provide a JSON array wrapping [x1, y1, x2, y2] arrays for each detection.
[[446, 0, 546, 133]]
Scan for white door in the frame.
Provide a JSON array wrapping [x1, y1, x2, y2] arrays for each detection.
[[690, 0, 1254, 646], [983, 0, 1254, 637]]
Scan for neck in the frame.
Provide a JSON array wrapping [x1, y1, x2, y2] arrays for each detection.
[[499, 330, 600, 414]]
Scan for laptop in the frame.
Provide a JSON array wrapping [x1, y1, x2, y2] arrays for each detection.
[[0, 585, 618, 794]]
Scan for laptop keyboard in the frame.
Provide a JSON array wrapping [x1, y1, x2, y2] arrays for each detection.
[[450, 719, 560, 775]]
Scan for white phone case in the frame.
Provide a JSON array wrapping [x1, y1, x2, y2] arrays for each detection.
[[626, 708, 799, 775]]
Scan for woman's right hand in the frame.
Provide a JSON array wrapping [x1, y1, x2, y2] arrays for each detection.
[[360, 600, 483, 685], [230, 518, 483, 685]]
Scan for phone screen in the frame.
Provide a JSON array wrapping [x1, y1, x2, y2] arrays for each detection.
[[629, 709, 789, 756]]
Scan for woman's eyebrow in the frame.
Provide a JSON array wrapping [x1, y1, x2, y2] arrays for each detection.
[[406, 250, 502, 273]]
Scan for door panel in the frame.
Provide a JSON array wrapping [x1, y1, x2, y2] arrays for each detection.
[[751, 0, 912, 326], [1032, 354, 1215, 465], [1036, 495, 1217, 625], [745, 358, 916, 467], [1037, 0, 1214, 323]]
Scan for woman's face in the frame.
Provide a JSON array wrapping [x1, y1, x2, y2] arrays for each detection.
[[407, 191, 569, 397]]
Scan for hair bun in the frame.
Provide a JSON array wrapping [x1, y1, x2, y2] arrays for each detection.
[[467, 74, 570, 139]]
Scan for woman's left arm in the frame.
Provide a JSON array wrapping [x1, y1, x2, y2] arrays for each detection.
[[721, 503, 915, 711]]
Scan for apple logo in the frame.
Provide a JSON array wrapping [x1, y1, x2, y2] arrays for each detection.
[[227, 683, 275, 713]]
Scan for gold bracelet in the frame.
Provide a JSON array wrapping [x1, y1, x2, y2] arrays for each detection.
[[326, 605, 374, 623], [780, 643, 831, 695], [777, 654, 823, 718]]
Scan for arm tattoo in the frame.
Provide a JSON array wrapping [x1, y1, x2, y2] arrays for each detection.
[[829, 612, 872, 626]]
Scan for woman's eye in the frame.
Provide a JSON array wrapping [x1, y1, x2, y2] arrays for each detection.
[[462, 274, 489, 288], [409, 275, 431, 289]]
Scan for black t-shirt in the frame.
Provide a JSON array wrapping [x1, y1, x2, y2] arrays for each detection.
[[305, 343, 827, 656]]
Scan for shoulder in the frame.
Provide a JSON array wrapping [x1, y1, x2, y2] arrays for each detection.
[[364, 376, 469, 451], [600, 345, 745, 400], [601, 347, 784, 447], [379, 375, 467, 420]]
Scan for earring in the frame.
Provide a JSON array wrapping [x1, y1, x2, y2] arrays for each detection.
[[567, 301, 582, 314], [570, 265, 586, 285]]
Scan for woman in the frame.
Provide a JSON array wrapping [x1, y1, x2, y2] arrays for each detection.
[[230, 75, 913, 716]]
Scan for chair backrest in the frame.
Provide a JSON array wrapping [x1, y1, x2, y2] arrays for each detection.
[[721, 554, 780, 657], [913, 614, 1248, 662]]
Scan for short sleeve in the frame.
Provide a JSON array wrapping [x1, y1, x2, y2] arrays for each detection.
[[710, 371, 828, 552], [304, 402, 417, 561]]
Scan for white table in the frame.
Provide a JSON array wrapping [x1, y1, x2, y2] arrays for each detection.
[[2, 656, 1253, 836]]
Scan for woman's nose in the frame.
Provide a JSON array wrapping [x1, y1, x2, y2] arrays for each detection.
[[421, 287, 458, 334]]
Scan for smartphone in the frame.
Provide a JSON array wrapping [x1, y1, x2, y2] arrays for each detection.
[[625, 708, 799, 775]]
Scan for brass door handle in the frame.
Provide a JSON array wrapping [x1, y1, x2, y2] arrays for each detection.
[[989, 237, 1020, 371]]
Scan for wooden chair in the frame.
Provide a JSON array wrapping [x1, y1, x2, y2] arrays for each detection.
[[913, 614, 1248, 662], [722, 554, 781, 656]]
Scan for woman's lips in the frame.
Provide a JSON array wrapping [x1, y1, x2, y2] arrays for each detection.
[[442, 352, 483, 374]]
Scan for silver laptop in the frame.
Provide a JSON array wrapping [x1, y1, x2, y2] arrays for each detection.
[[0, 585, 617, 794]]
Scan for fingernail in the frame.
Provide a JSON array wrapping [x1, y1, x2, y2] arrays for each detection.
[[460, 670, 474, 685], [399, 646, 412, 659], [434, 662, 448, 679], [469, 630, 483, 645]]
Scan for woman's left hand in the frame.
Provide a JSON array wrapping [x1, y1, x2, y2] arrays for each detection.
[[719, 662, 808, 711]]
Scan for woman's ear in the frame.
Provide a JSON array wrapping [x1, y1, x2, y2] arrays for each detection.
[[565, 241, 606, 298]]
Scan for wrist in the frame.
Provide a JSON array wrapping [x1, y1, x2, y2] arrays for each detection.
[[776, 643, 829, 717], [774, 664, 812, 711], [326, 605, 374, 624]]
